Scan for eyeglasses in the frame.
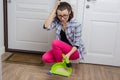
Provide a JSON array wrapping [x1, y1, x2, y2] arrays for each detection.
[[57, 14, 69, 19]]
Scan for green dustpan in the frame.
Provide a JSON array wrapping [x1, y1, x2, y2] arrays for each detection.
[[49, 54, 72, 77]]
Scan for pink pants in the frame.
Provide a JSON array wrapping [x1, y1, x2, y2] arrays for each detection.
[[42, 40, 79, 63]]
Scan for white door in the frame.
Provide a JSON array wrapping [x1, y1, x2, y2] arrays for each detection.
[[7, 0, 84, 52], [83, 0, 120, 66], [8, 0, 57, 51]]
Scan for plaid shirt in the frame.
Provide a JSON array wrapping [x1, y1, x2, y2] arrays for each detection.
[[45, 18, 85, 59]]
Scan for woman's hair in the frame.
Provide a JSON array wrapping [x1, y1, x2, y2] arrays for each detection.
[[54, 2, 74, 22]]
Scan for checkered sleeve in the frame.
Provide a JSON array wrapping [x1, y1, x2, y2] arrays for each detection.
[[73, 23, 81, 47]]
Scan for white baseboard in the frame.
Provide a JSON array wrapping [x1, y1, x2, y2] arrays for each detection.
[[70, 58, 80, 63], [0, 46, 5, 56]]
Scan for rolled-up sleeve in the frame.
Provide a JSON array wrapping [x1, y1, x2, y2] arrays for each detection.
[[43, 20, 57, 30]]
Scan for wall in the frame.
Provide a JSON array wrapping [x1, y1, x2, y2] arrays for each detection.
[[0, 0, 4, 79], [0, 0, 4, 54]]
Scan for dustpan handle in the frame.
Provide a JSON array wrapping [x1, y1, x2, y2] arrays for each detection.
[[62, 54, 70, 63]]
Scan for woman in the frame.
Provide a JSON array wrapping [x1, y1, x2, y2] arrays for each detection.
[[42, 1, 85, 63]]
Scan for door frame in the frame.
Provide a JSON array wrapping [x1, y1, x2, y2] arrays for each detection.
[[3, 0, 8, 52]]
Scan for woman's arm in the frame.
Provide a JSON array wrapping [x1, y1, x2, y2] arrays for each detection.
[[65, 23, 81, 59], [44, 0, 60, 29], [65, 46, 77, 59]]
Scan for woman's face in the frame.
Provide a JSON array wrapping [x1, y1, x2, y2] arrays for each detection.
[[57, 9, 70, 24]]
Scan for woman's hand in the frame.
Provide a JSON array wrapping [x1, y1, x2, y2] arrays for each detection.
[[55, 0, 60, 9], [65, 46, 78, 60], [65, 53, 71, 60], [44, 0, 60, 28]]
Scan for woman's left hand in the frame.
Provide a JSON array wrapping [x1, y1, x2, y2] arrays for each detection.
[[65, 46, 78, 60], [65, 53, 71, 60]]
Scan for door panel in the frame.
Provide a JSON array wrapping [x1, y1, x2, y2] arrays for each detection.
[[8, 0, 56, 51], [83, 0, 120, 66]]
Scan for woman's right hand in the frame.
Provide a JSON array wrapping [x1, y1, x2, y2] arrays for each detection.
[[44, 0, 60, 28], [54, 0, 60, 9]]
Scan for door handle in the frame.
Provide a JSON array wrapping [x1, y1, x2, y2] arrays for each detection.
[[86, 5, 90, 9], [7, 0, 12, 3], [87, 0, 96, 2]]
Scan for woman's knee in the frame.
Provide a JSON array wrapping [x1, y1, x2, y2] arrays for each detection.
[[42, 52, 55, 63], [52, 40, 60, 47], [42, 54, 47, 62], [70, 51, 80, 60]]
